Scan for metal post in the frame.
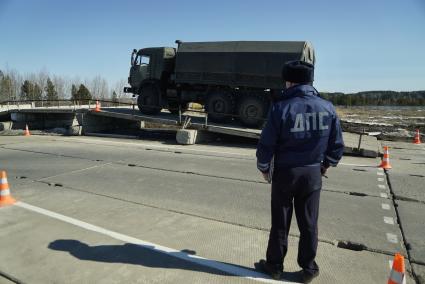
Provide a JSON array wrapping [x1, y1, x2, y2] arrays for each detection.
[[357, 134, 363, 152], [357, 128, 366, 152], [178, 104, 182, 124], [205, 113, 208, 127]]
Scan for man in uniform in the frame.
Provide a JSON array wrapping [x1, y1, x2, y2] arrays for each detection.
[[256, 60, 344, 283]]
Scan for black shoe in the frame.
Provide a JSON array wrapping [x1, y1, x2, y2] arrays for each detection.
[[256, 259, 283, 280], [300, 269, 319, 283]]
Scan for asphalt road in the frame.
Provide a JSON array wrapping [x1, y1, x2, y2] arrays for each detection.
[[0, 135, 422, 283]]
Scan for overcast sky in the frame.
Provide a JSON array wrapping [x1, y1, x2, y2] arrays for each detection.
[[1, 0, 424, 93]]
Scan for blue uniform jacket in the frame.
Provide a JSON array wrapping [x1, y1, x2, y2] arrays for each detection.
[[256, 84, 344, 172]]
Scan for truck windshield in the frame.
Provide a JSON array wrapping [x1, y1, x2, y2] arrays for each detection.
[[135, 55, 150, 65]]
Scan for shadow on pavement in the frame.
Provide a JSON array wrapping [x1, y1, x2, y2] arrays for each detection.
[[48, 239, 301, 282]]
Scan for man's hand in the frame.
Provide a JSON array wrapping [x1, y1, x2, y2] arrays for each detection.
[[261, 171, 269, 182], [320, 165, 329, 178]]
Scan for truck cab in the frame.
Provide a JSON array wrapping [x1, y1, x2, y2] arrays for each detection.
[[127, 47, 176, 95]]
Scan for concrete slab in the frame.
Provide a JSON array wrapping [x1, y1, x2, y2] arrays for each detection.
[[0, 147, 99, 186], [0, 136, 409, 270], [388, 170, 425, 203], [396, 200, 425, 264], [36, 162, 404, 255], [342, 132, 380, 157], [3, 182, 411, 284], [413, 264, 425, 284], [323, 161, 385, 197], [361, 134, 381, 156], [1, 136, 382, 187], [0, 206, 240, 284], [383, 141, 425, 203], [339, 155, 381, 167]]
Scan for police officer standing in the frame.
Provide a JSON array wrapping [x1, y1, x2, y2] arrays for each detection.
[[256, 60, 344, 283]]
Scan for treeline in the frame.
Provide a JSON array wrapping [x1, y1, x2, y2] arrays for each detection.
[[321, 91, 425, 106], [0, 68, 127, 104]]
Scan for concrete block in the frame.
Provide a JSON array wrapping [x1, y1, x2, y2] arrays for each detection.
[[0, 121, 12, 131], [342, 132, 379, 157], [176, 129, 216, 145], [176, 129, 198, 145], [65, 115, 82, 136], [82, 113, 143, 134], [67, 125, 82, 136]]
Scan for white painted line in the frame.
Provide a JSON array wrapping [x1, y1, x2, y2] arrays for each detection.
[[339, 163, 375, 167], [382, 204, 391, 210], [381, 193, 388, 198], [386, 233, 398, 244], [378, 184, 386, 189], [15, 202, 291, 284], [377, 172, 385, 176], [377, 178, 385, 182], [384, 217, 395, 225]]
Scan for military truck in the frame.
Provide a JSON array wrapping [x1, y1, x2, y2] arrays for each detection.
[[124, 40, 315, 127]]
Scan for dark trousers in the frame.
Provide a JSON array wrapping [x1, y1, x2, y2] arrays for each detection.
[[266, 165, 321, 275]]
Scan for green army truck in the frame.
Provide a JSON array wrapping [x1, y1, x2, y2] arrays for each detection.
[[124, 40, 315, 127]]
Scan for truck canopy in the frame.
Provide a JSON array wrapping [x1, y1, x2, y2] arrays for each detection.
[[175, 41, 315, 89]]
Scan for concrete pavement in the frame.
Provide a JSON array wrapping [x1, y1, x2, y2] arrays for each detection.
[[0, 135, 419, 283]]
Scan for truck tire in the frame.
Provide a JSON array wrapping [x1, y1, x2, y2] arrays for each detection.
[[205, 92, 234, 123], [237, 94, 269, 128], [137, 84, 161, 115]]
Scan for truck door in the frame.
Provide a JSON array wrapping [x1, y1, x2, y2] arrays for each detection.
[[129, 54, 151, 89]]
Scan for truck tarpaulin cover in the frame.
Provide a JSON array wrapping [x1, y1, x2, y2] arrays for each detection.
[[175, 41, 315, 89]]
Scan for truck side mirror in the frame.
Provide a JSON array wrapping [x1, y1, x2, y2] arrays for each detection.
[[131, 49, 137, 66]]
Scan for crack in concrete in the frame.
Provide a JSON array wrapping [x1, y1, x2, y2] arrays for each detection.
[[385, 170, 420, 284], [0, 269, 25, 284], [395, 195, 425, 205], [3, 140, 408, 260], [1, 145, 388, 201], [61, 138, 256, 161], [0, 146, 98, 162], [29, 179, 401, 259]]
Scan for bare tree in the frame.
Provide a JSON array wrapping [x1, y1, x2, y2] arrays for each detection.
[[35, 69, 49, 100], [89, 75, 108, 100], [0, 68, 23, 101], [52, 75, 66, 99], [112, 79, 127, 100]]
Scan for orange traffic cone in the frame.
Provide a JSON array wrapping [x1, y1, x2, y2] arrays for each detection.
[[94, 100, 101, 112], [24, 124, 31, 136], [413, 129, 421, 144], [388, 253, 406, 284], [380, 146, 392, 169], [0, 171, 16, 206]]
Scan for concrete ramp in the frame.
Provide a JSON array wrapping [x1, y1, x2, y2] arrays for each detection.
[[3, 106, 380, 157], [343, 132, 381, 158]]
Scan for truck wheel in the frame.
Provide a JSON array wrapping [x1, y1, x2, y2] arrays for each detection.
[[137, 84, 161, 115], [205, 92, 234, 123], [237, 95, 269, 128]]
